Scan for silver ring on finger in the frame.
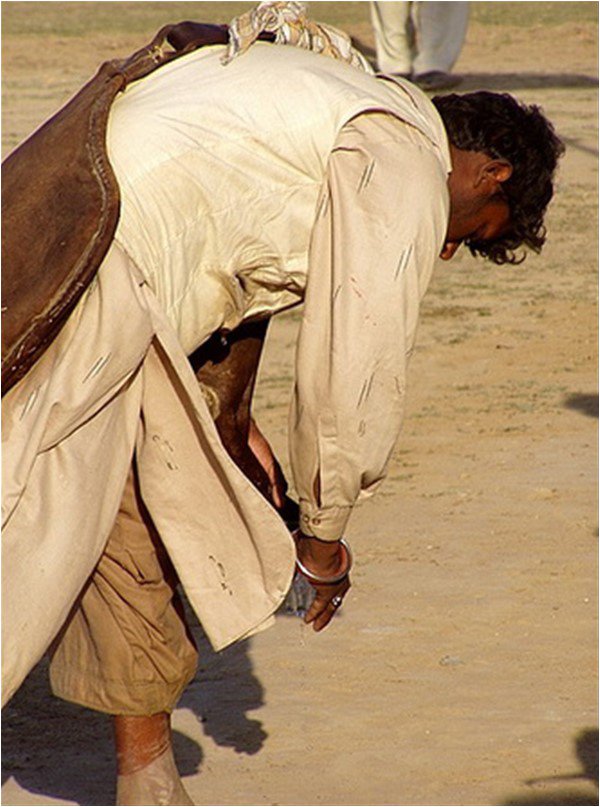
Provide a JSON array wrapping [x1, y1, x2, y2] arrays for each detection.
[[331, 595, 343, 609]]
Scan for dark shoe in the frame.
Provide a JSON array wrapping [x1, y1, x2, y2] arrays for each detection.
[[413, 71, 463, 91]]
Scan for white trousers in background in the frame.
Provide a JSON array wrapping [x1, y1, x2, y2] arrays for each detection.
[[370, 1, 469, 75]]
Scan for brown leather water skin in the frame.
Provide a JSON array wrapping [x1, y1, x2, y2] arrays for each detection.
[[1, 22, 230, 395]]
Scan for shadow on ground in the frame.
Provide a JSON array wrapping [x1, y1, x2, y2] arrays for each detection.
[[502, 728, 599, 806], [2, 655, 122, 805], [1, 654, 203, 806], [564, 393, 599, 419], [453, 72, 598, 92], [1, 598, 267, 806], [179, 600, 268, 757], [352, 37, 598, 94]]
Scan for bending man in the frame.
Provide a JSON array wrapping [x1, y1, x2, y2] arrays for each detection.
[[2, 7, 563, 805]]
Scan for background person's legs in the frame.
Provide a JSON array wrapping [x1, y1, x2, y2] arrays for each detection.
[[369, 1, 413, 75], [49, 461, 198, 805], [412, 1, 469, 76]]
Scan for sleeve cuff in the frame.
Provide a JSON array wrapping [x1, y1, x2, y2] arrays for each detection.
[[298, 501, 353, 541]]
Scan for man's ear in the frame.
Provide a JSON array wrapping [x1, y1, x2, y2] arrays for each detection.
[[477, 158, 513, 188]]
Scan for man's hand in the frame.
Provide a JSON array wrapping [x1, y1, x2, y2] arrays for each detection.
[[247, 418, 300, 530], [294, 533, 351, 631], [247, 419, 288, 508]]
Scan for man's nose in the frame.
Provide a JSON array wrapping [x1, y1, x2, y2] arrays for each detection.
[[439, 240, 461, 260]]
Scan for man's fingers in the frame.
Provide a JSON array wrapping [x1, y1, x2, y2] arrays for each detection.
[[304, 595, 329, 626], [305, 602, 333, 632], [303, 581, 349, 630], [304, 595, 325, 626], [311, 597, 342, 631], [312, 610, 332, 632]]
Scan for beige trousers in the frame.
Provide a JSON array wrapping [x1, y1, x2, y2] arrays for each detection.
[[370, 1, 469, 74], [49, 461, 198, 716]]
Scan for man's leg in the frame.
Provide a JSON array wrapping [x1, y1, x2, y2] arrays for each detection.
[[114, 713, 192, 806], [49, 461, 198, 805]]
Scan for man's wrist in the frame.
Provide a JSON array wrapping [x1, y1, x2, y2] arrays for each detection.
[[295, 532, 353, 583], [297, 531, 341, 561]]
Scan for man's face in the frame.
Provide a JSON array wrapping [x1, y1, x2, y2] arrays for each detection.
[[441, 147, 513, 261]]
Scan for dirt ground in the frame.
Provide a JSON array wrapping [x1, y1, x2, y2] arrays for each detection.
[[1, 3, 598, 806]]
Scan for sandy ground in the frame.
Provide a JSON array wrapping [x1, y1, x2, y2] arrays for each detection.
[[1, 3, 598, 806]]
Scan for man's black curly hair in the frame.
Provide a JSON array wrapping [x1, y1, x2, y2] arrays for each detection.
[[432, 91, 565, 265]]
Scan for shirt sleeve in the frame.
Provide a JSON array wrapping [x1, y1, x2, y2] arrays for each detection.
[[290, 112, 450, 541]]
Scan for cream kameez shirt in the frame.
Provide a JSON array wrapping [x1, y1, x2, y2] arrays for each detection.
[[2, 45, 450, 704]]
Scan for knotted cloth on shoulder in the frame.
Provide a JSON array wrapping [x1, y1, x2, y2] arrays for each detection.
[[222, 0, 372, 72], [1, 3, 369, 395]]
